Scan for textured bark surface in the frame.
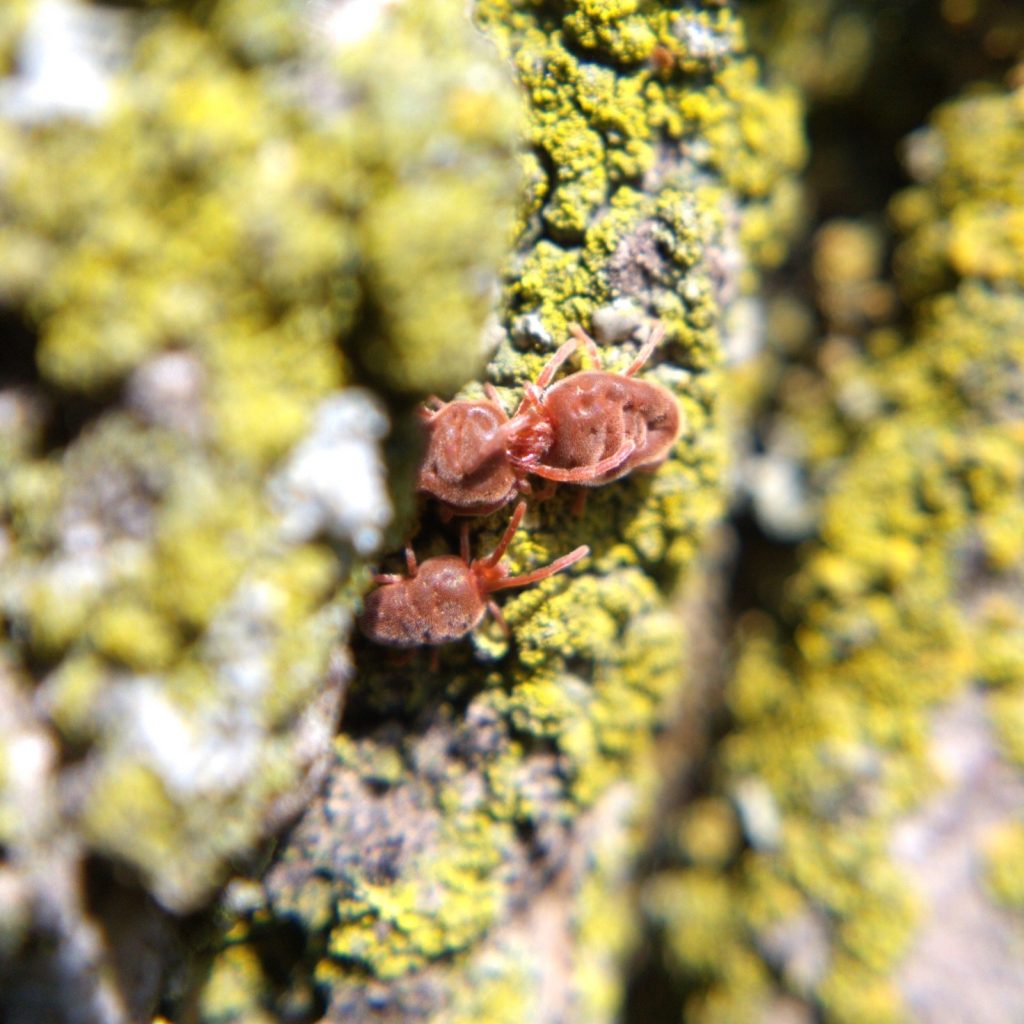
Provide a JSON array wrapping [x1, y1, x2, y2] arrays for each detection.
[[3, 2, 1021, 1024]]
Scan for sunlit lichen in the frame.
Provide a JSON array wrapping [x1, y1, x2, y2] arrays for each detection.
[[646, 80, 1024, 1024]]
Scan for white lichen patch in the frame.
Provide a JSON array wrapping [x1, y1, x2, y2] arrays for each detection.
[[270, 389, 391, 555], [0, 0, 128, 122], [103, 677, 263, 800], [307, 0, 400, 49]]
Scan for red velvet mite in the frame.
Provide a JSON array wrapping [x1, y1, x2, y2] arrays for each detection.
[[509, 322, 680, 490], [416, 385, 535, 519], [417, 383, 632, 519], [358, 502, 589, 647]]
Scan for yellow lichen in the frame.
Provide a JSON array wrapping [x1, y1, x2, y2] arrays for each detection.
[[982, 820, 1024, 910]]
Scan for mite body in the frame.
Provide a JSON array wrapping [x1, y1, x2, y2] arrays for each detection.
[[417, 389, 532, 519], [510, 323, 681, 488], [417, 385, 628, 518], [360, 553, 486, 646], [358, 502, 589, 647], [416, 322, 679, 516]]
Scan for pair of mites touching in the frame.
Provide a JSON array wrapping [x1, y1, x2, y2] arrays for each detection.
[[359, 322, 681, 648]]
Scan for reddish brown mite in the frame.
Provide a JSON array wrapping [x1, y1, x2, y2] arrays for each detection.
[[509, 322, 680, 491], [416, 384, 533, 519], [418, 322, 677, 517], [649, 44, 676, 75], [358, 502, 589, 647], [417, 383, 631, 519]]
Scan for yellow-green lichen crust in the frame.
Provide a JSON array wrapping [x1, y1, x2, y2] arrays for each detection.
[[0, 0, 523, 923], [200, 2, 807, 1021], [647, 86, 1024, 1024]]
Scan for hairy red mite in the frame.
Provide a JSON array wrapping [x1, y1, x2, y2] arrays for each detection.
[[416, 385, 536, 519], [358, 502, 589, 647], [649, 44, 676, 75], [417, 383, 630, 519], [509, 322, 680, 490]]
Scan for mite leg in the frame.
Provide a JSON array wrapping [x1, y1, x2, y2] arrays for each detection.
[[622, 322, 665, 377], [383, 649, 415, 668], [486, 599, 510, 638], [460, 521, 471, 564], [487, 544, 590, 591], [526, 440, 637, 482], [506, 406, 553, 469], [533, 337, 580, 390], [507, 388, 551, 435], [405, 546, 419, 577], [484, 383, 505, 409], [517, 383, 547, 415], [480, 501, 527, 568], [532, 479, 558, 502], [568, 324, 602, 368], [373, 573, 405, 585], [420, 396, 447, 420], [570, 488, 588, 517]]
